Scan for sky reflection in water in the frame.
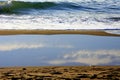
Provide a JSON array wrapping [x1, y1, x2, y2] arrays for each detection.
[[0, 35, 120, 66]]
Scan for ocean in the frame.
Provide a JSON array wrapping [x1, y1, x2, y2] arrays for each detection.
[[0, 0, 120, 31]]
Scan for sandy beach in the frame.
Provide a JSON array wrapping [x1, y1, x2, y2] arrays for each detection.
[[0, 0, 120, 80], [0, 66, 120, 80], [0, 29, 120, 36]]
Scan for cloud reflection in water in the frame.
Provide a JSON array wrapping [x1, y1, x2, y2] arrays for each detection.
[[0, 43, 73, 51], [48, 50, 120, 65], [0, 35, 120, 66]]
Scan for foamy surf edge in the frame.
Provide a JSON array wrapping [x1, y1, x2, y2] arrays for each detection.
[[105, 30, 120, 35]]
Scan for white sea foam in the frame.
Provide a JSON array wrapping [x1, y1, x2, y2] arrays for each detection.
[[105, 30, 120, 35], [0, 10, 120, 30]]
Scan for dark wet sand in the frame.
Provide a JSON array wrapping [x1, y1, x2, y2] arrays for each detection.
[[0, 66, 120, 80], [0, 29, 120, 36]]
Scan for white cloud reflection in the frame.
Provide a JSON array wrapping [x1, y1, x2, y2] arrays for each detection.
[[0, 43, 73, 51], [48, 50, 120, 65], [0, 43, 45, 51]]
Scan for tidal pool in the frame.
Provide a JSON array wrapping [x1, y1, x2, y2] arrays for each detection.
[[0, 34, 120, 67]]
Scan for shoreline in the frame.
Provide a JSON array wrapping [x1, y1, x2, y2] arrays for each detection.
[[0, 65, 120, 69], [0, 29, 120, 36]]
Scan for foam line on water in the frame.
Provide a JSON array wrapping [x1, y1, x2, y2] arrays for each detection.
[[0, 11, 120, 29]]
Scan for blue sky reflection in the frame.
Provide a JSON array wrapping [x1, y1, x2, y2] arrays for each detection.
[[0, 35, 120, 66]]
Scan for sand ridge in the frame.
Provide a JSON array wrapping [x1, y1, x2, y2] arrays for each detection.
[[0, 29, 120, 37]]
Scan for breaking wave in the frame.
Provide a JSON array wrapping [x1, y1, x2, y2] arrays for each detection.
[[0, 0, 120, 30], [0, 0, 120, 14]]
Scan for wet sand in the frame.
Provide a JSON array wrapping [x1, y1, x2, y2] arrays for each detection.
[[0, 29, 120, 36], [0, 66, 120, 80]]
